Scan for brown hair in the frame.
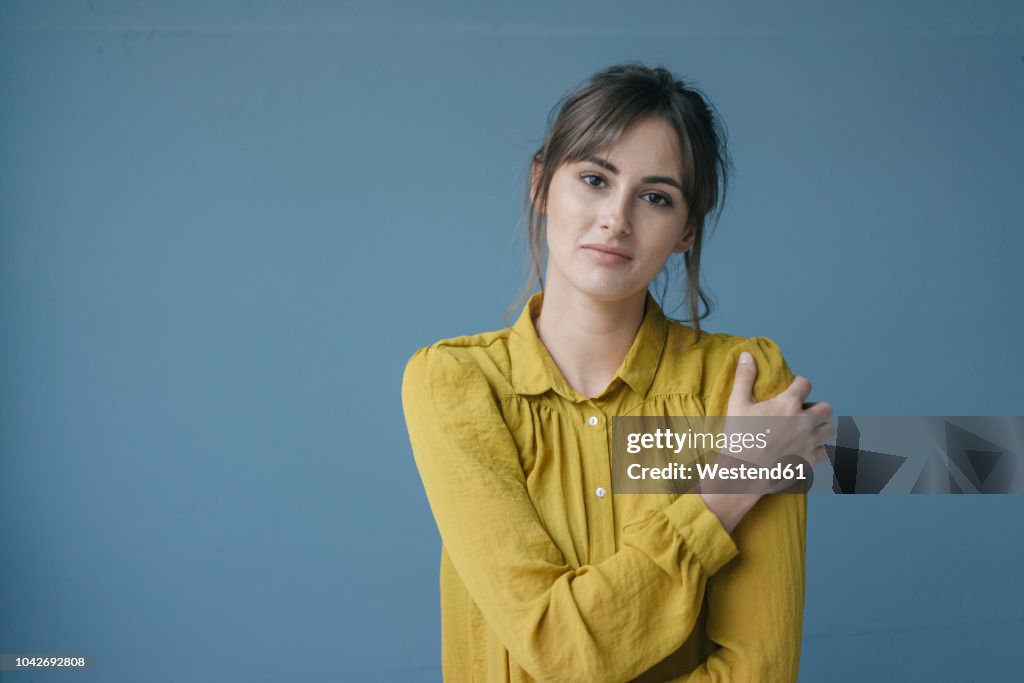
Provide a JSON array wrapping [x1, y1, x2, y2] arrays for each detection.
[[507, 61, 733, 340]]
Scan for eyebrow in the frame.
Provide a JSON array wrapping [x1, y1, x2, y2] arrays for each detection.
[[584, 155, 683, 192]]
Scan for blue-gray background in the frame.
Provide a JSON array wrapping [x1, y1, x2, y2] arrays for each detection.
[[2, 2, 1022, 681]]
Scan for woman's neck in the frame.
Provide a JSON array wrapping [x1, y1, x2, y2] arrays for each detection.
[[533, 286, 647, 399]]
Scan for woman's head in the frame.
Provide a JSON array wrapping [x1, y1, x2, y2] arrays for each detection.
[[513, 62, 732, 338]]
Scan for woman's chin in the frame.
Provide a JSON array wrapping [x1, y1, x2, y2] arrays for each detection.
[[566, 276, 646, 303]]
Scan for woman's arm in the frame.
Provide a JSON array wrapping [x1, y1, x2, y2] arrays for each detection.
[[660, 337, 812, 682], [662, 492, 807, 683], [402, 345, 739, 683]]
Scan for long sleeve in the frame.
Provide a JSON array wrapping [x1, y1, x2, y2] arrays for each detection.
[[665, 336, 807, 682], [402, 345, 740, 683], [663, 493, 807, 682]]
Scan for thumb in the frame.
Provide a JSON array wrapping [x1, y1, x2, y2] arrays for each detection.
[[729, 351, 758, 409]]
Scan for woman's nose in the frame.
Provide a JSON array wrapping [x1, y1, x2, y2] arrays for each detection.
[[601, 192, 632, 236]]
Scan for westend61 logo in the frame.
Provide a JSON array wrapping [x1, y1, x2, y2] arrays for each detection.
[[620, 423, 808, 492], [611, 416, 1024, 495], [611, 416, 813, 495], [622, 456, 810, 489]]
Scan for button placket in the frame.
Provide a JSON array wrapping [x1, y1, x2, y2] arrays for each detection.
[[584, 402, 615, 561], [584, 407, 608, 500]]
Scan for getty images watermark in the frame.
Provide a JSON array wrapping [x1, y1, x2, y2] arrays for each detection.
[[611, 416, 1024, 494]]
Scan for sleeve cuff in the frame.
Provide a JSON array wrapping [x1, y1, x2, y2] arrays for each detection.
[[662, 494, 740, 575]]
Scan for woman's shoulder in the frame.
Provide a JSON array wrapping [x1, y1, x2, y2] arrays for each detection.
[[657, 320, 793, 403], [662, 320, 788, 363], [402, 325, 515, 393]]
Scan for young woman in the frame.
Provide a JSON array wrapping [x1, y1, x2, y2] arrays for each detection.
[[402, 62, 833, 683]]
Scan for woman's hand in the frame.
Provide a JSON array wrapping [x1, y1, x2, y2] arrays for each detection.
[[700, 351, 834, 533], [726, 350, 834, 477]]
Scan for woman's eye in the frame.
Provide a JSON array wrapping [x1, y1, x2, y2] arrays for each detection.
[[581, 174, 672, 208], [644, 192, 672, 208]]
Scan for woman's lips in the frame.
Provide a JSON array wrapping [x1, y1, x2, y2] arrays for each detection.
[[581, 244, 632, 265]]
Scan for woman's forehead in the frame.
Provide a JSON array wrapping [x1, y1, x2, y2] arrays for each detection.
[[578, 121, 685, 176]]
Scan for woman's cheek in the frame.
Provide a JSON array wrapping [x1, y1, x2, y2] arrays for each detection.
[[564, 191, 592, 217]]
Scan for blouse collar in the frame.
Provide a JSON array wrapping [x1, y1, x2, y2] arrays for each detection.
[[508, 289, 668, 402]]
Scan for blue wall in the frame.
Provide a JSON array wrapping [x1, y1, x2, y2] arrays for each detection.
[[2, 2, 1022, 681]]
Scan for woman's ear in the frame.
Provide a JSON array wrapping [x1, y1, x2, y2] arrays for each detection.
[[673, 222, 696, 254]]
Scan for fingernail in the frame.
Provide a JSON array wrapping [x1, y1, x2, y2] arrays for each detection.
[[738, 351, 752, 365]]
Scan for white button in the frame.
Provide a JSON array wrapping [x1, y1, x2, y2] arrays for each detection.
[[587, 416, 599, 426], [595, 487, 607, 498]]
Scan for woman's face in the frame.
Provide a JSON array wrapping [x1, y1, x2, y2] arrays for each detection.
[[538, 116, 693, 304]]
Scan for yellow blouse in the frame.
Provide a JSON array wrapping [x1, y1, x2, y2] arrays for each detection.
[[402, 290, 806, 683]]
